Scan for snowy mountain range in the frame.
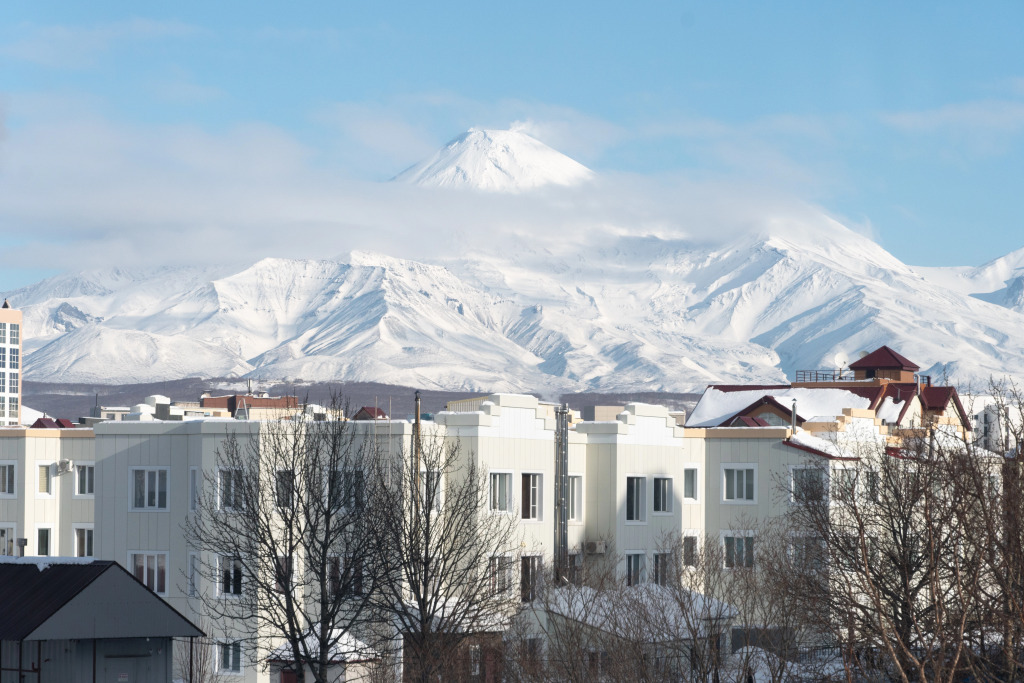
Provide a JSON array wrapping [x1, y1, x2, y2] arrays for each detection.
[[7, 128, 1024, 394]]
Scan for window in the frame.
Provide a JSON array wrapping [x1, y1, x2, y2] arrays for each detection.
[[37, 527, 51, 556], [9, 324, 18, 345], [653, 477, 672, 513], [218, 469, 243, 510], [0, 370, 5, 389], [568, 475, 582, 522], [470, 644, 481, 676], [342, 470, 365, 511], [9, 373, 17, 394], [489, 555, 514, 594], [190, 467, 199, 511], [0, 347, 5, 368], [0, 323, 5, 344], [9, 348, 18, 370], [723, 467, 755, 502], [521, 556, 541, 602], [420, 470, 441, 511], [8, 397, 17, 418], [188, 553, 199, 597], [218, 641, 242, 674], [523, 638, 543, 673], [791, 536, 825, 571], [275, 556, 293, 593], [626, 476, 646, 522], [626, 553, 645, 585], [38, 464, 52, 495], [724, 535, 754, 568], [489, 472, 512, 512], [276, 470, 294, 508], [567, 553, 583, 586], [0, 526, 14, 556], [588, 650, 610, 678], [521, 473, 541, 520], [220, 556, 243, 596], [75, 527, 94, 557], [865, 470, 880, 503], [653, 552, 672, 586], [832, 468, 857, 502], [684, 468, 698, 501], [76, 464, 95, 495], [683, 536, 698, 567], [133, 468, 168, 510], [131, 552, 168, 594], [329, 554, 365, 597], [792, 467, 826, 503], [0, 463, 14, 495]]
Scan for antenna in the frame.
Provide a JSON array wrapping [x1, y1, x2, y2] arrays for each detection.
[[858, 350, 870, 359], [833, 352, 849, 370]]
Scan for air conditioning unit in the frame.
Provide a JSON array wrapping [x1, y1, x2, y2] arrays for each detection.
[[56, 460, 74, 475], [585, 540, 606, 555]]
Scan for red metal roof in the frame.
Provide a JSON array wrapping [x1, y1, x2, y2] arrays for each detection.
[[848, 346, 920, 371]]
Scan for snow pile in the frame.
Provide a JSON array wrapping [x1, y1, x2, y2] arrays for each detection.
[[0, 556, 100, 571], [393, 128, 593, 192]]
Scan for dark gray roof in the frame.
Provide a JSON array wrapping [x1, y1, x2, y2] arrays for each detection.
[[0, 559, 203, 641]]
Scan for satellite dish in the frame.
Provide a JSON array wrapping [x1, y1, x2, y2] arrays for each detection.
[[858, 350, 870, 359], [833, 352, 849, 369]]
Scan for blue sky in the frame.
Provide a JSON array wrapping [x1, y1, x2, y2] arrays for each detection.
[[1, 1, 1023, 290]]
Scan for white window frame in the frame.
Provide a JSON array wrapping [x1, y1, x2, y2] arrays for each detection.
[[652, 476, 673, 515], [489, 554, 515, 595], [216, 640, 243, 675], [275, 468, 295, 509], [521, 471, 543, 522], [723, 530, 755, 569], [520, 554, 542, 603], [625, 552, 646, 585], [790, 465, 828, 504], [489, 470, 514, 513], [0, 461, 15, 497], [625, 474, 647, 524], [189, 467, 199, 511], [722, 464, 758, 504], [188, 552, 200, 597], [35, 525, 52, 556], [129, 551, 169, 595], [218, 468, 243, 511], [36, 463, 54, 498], [568, 473, 583, 523], [131, 467, 169, 510], [683, 466, 699, 502], [72, 524, 95, 557], [0, 524, 16, 557], [653, 551, 673, 586], [74, 462, 96, 498], [419, 469, 442, 512], [682, 531, 700, 569], [218, 555, 244, 598]]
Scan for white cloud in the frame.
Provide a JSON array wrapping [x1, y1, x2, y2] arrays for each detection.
[[1, 18, 202, 68]]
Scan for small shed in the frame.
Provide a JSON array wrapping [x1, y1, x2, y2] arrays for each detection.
[[0, 557, 203, 683]]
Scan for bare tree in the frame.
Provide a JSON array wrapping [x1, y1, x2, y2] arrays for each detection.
[[174, 620, 227, 683], [366, 432, 521, 682], [184, 402, 379, 683]]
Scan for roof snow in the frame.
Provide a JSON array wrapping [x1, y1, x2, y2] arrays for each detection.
[[686, 387, 876, 428]]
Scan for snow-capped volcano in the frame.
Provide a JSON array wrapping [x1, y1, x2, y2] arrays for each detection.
[[393, 128, 594, 192]]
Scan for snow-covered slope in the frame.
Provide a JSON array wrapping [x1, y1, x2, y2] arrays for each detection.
[[7, 130, 1024, 393], [9, 227, 1024, 393], [392, 128, 593, 192]]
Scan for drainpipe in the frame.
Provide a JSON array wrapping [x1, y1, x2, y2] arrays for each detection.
[[791, 399, 798, 433]]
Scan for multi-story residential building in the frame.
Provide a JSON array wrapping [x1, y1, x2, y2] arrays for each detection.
[[0, 300, 22, 427], [0, 426, 96, 558]]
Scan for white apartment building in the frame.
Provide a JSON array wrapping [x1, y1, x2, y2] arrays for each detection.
[[0, 427, 96, 558]]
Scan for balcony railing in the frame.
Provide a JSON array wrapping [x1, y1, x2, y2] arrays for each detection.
[[793, 370, 854, 383]]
